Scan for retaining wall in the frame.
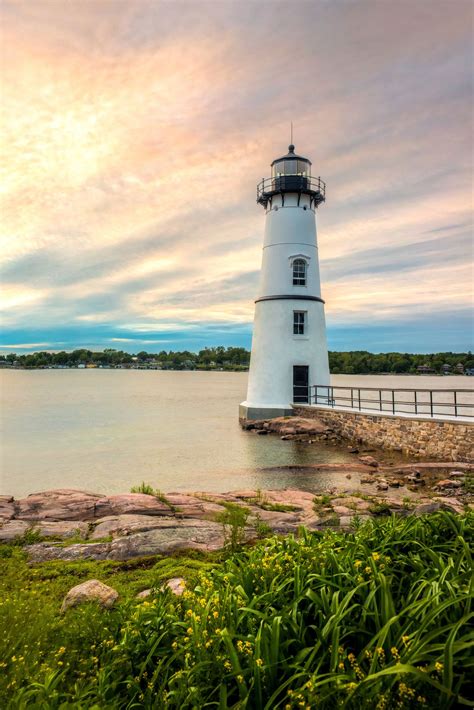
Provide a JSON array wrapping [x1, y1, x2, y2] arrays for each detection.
[[293, 405, 474, 462]]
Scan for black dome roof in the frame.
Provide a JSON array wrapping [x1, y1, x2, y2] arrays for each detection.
[[271, 144, 312, 167]]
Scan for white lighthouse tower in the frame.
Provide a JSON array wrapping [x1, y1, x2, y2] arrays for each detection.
[[240, 144, 330, 420]]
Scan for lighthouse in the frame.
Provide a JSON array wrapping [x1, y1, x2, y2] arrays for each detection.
[[240, 144, 330, 420]]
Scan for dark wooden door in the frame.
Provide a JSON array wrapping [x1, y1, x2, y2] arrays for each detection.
[[293, 365, 309, 403]]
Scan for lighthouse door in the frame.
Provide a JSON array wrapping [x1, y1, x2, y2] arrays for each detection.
[[293, 365, 309, 403]]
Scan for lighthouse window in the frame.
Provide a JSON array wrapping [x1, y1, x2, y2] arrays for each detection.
[[293, 311, 306, 335], [293, 259, 307, 286]]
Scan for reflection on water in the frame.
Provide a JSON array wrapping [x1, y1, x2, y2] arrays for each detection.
[[1, 370, 471, 497]]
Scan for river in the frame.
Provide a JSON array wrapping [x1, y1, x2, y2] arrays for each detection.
[[1, 371, 471, 497]]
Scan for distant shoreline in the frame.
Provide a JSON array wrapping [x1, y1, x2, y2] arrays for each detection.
[[1, 366, 472, 377]]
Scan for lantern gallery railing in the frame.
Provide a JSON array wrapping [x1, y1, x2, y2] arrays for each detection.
[[257, 175, 326, 207], [303, 384, 474, 419]]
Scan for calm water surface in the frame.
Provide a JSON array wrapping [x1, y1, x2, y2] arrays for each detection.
[[1, 371, 471, 497]]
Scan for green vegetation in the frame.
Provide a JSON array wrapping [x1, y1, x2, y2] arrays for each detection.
[[2, 348, 473, 374], [216, 502, 250, 552], [130, 483, 176, 512], [1, 512, 472, 708]]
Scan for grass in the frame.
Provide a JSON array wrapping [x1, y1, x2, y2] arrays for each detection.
[[1, 512, 472, 708], [247, 491, 299, 513], [130, 482, 177, 512]]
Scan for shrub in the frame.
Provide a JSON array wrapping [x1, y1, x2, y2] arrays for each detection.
[[1, 512, 472, 708]]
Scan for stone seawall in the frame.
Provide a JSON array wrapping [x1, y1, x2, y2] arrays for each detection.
[[293, 406, 474, 462]]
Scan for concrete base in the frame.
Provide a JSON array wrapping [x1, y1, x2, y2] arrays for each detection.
[[239, 402, 294, 420]]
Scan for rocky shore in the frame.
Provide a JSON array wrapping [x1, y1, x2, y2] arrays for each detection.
[[1, 460, 472, 562]]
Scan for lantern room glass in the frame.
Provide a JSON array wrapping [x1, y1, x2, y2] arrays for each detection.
[[272, 159, 311, 178]]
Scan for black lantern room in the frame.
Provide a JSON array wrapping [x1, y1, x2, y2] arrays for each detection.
[[257, 144, 325, 209]]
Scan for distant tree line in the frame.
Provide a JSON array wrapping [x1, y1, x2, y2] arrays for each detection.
[[1, 348, 473, 374]]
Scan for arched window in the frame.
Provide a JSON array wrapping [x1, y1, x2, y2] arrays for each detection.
[[292, 258, 307, 286]]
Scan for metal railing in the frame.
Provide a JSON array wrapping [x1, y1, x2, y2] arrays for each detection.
[[303, 384, 474, 419], [257, 175, 326, 206]]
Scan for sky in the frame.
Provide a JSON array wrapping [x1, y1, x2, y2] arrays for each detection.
[[1, 0, 473, 354]]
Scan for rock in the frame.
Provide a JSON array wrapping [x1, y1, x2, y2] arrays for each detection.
[[27, 519, 226, 562], [35, 521, 89, 539], [433, 497, 465, 514], [345, 474, 352, 479], [333, 505, 353, 515], [257, 429, 268, 435], [0, 520, 31, 541], [358, 456, 379, 467], [435, 479, 462, 490], [449, 471, 465, 479], [90, 514, 176, 539], [415, 503, 442, 515], [281, 434, 296, 440], [339, 516, 354, 528], [348, 447, 359, 454], [266, 417, 328, 435], [163, 577, 186, 596], [94, 494, 171, 518], [388, 480, 403, 488], [166, 494, 224, 519], [61, 580, 119, 613], [376, 482, 389, 491], [136, 589, 152, 599], [17, 489, 102, 521], [405, 475, 424, 484], [0, 496, 15, 520], [360, 477, 373, 484]]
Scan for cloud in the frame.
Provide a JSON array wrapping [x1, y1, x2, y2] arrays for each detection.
[[0, 0, 472, 352]]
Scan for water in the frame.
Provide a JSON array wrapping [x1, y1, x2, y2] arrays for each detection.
[[1, 371, 471, 498]]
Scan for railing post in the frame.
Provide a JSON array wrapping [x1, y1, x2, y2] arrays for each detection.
[[430, 390, 433, 417], [454, 390, 457, 417], [358, 388, 361, 410], [392, 390, 395, 415], [351, 388, 353, 409], [331, 386, 334, 407], [379, 389, 382, 412], [414, 390, 417, 415]]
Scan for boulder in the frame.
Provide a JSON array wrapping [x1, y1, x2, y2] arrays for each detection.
[[90, 514, 176, 539], [35, 521, 89, 539], [267, 417, 328, 435], [358, 456, 379, 467], [163, 577, 186, 596], [28, 519, 226, 562], [0, 496, 15, 520], [16, 489, 101, 521], [414, 503, 442, 515], [433, 497, 465, 514], [449, 471, 466, 479], [0, 520, 31, 541], [376, 482, 389, 491], [435, 479, 462, 490], [94, 494, 171, 518], [136, 589, 152, 599], [333, 505, 353, 515], [61, 580, 119, 613]]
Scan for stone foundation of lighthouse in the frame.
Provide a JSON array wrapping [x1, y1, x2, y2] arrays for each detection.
[[240, 150, 330, 420]]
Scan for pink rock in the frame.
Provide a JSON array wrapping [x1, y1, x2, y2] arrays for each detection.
[[358, 456, 379, 467], [94, 494, 170, 518], [333, 505, 353, 515], [163, 577, 186, 596], [0, 496, 15, 520], [61, 579, 118, 612], [435, 480, 462, 489], [17, 489, 101, 521], [0, 520, 30, 541]]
